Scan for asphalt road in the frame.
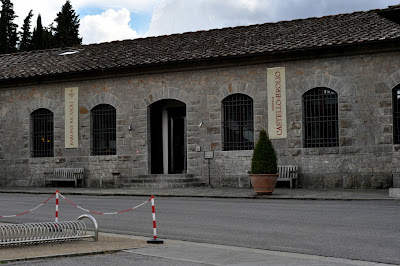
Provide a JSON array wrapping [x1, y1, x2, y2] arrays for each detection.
[[1, 193, 399, 264]]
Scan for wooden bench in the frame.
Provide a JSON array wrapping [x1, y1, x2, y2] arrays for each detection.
[[45, 168, 84, 188], [278, 165, 298, 189]]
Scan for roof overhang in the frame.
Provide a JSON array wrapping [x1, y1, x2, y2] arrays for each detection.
[[0, 39, 399, 89]]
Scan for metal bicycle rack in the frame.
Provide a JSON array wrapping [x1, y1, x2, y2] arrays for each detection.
[[0, 214, 98, 246]]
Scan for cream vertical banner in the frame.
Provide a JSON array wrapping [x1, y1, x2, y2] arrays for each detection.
[[65, 87, 79, 148], [267, 67, 287, 139]]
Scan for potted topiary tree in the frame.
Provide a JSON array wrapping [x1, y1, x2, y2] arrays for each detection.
[[249, 129, 278, 195]]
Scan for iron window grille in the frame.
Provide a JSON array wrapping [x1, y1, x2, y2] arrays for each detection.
[[31, 108, 54, 158], [303, 87, 339, 148], [91, 104, 116, 155], [222, 94, 254, 151], [393, 86, 400, 144]]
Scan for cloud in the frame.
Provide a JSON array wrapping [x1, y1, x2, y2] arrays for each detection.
[[10, 0, 157, 44], [6, 0, 400, 45], [74, 0, 159, 13], [12, 1, 63, 29], [145, 0, 399, 37], [81, 8, 139, 44]]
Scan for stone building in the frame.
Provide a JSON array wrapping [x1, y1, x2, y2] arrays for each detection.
[[0, 5, 400, 189]]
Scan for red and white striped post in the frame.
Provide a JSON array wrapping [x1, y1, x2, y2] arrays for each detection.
[[55, 190, 59, 223], [147, 195, 164, 244]]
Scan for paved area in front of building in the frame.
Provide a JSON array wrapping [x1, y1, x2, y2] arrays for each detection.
[[1, 233, 393, 265], [0, 233, 148, 262], [0, 186, 395, 200]]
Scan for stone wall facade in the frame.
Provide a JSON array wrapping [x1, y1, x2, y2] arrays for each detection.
[[1, 50, 400, 188]]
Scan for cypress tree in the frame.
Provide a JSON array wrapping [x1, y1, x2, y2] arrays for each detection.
[[32, 15, 54, 50], [32, 14, 44, 50], [53, 0, 81, 48], [0, 0, 18, 54], [42, 26, 54, 49], [19, 10, 33, 52]]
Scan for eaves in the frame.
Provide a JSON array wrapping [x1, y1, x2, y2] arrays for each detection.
[[0, 38, 399, 90]]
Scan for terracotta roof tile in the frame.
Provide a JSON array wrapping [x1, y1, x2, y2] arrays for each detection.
[[1, 7, 400, 81]]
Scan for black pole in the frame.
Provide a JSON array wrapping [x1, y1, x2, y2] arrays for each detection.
[[208, 159, 213, 188]]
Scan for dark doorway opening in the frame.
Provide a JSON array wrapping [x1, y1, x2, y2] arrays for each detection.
[[149, 100, 186, 174]]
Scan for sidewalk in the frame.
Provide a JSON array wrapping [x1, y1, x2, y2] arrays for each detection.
[[0, 186, 395, 200], [0, 233, 394, 265]]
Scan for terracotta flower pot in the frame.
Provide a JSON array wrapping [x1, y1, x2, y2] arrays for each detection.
[[249, 174, 278, 195]]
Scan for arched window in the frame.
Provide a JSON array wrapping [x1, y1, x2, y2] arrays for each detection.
[[303, 87, 339, 148], [91, 104, 116, 155], [222, 94, 254, 151], [31, 108, 54, 157], [393, 85, 400, 144]]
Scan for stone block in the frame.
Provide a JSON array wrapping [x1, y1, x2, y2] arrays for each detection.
[[340, 137, 352, 146], [288, 149, 301, 157], [303, 147, 339, 155], [389, 188, 400, 198], [375, 82, 390, 94], [379, 99, 392, 108], [385, 75, 396, 89], [390, 68, 400, 84], [375, 135, 392, 145], [342, 174, 356, 189], [371, 174, 392, 189], [340, 146, 362, 154], [393, 173, 400, 188], [324, 175, 343, 188], [303, 175, 324, 189], [355, 175, 372, 189]]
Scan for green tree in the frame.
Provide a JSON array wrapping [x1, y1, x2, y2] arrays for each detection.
[[0, 0, 19, 54], [32, 14, 44, 50], [19, 10, 33, 52], [53, 0, 81, 48], [32, 14, 54, 50], [251, 130, 278, 174], [42, 26, 54, 49]]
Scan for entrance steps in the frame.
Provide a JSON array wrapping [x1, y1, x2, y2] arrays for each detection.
[[121, 174, 207, 188]]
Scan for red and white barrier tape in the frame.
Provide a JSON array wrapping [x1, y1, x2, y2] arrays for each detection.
[[59, 193, 151, 215], [0, 193, 56, 218]]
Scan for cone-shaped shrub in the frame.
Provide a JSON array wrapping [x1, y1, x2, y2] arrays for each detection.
[[251, 129, 277, 174]]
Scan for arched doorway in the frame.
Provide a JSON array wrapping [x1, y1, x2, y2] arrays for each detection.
[[149, 99, 186, 174]]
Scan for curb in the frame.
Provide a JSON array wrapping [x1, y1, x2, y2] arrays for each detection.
[[0, 249, 121, 264], [0, 189, 396, 201]]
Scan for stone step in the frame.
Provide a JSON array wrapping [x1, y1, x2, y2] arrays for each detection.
[[118, 174, 208, 188], [125, 178, 201, 183], [121, 182, 207, 188], [134, 174, 195, 180]]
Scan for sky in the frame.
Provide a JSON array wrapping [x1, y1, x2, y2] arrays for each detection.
[[7, 0, 400, 45]]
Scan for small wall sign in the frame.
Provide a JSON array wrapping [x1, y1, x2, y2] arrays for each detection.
[[204, 151, 214, 159]]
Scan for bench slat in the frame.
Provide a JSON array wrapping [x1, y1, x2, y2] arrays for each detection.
[[278, 165, 298, 189]]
